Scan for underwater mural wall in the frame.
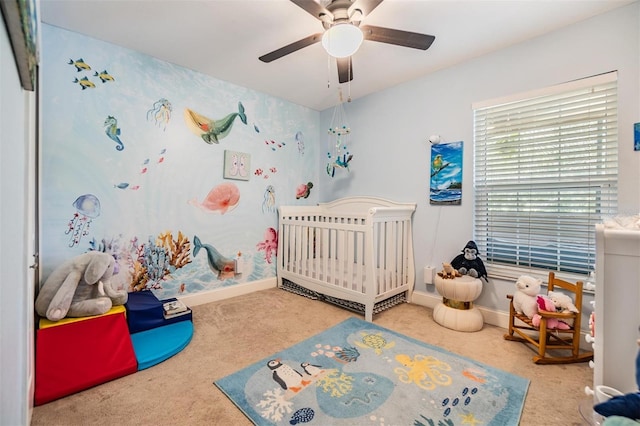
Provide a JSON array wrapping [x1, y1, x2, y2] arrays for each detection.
[[40, 24, 320, 300]]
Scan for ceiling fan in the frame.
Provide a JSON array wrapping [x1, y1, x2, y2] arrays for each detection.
[[258, 0, 435, 84]]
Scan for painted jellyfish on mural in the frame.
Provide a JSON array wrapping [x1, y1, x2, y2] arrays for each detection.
[[262, 185, 276, 213], [296, 130, 305, 156], [65, 194, 101, 247], [146, 98, 172, 131]]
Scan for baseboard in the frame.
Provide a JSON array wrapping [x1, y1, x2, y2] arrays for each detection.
[[410, 290, 593, 351], [177, 278, 277, 307]]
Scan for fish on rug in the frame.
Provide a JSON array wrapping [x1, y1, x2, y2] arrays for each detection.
[[214, 317, 529, 425]]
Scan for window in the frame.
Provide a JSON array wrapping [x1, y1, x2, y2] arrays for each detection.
[[473, 72, 617, 280]]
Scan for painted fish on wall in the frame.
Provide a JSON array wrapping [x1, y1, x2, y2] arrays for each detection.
[[193, 235, 236, 280], [68, 58, 91, 72], [93, 70, 115, 83], [189, 182, 240, 214], [73, 76, 95, 90], [183, 101, 247, 144]]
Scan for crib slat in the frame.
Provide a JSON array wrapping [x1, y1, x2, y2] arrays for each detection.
[[321, 225, 329, 283], [355, 230, 364, 289], [284, 220, 292, 271], [282, 221, 290, 272], [396, 220, 404, 286], [346, 230, 354, 291], [340, 227, 346, 289], [300, 225, 308, 277], [295, 223, 301, 276], [401, 219, 409, 283], [386, 221, 394, 292]]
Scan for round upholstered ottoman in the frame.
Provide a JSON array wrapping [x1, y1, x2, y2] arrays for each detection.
[[433, 275, 484, 332]]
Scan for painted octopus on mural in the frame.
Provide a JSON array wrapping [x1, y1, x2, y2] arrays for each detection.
[[256, 227, 278, 264]]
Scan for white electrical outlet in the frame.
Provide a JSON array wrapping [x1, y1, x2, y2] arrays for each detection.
[[423, 266, 435, 284]]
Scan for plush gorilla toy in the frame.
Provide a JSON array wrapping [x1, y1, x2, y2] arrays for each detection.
[[450, 240, 488, 282]]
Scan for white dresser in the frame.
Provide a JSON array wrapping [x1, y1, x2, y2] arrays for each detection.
[[593, 224, 640, 393]]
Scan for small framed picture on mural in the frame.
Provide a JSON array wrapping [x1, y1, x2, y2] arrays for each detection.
[[430, 141, 463, 205], [223, 150, 251, 181], [634, 122, 640, 151]]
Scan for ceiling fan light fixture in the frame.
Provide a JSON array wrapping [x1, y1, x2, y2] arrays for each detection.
[[321, 23, 363, 58]]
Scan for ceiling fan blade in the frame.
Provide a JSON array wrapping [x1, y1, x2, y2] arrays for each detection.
[[259, 33, 323, 63], [349, 0, 384, 19], [361, 25, 435, 50], [337, 57, 353, 84], [290, 0, 332, 21]]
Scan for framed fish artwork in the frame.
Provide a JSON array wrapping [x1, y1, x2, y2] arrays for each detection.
[[223, 150, 251, 181], [430, 141, 463, 205]]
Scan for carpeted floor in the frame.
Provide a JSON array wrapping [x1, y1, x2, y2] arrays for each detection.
[[31, 287, 593, 426]]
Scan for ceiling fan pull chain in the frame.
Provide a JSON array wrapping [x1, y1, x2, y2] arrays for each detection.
[[327, 54, 331, 88], [348, 56, 352, 102]]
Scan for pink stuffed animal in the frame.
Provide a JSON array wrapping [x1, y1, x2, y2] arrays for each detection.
[[532, 295, 570, 330]]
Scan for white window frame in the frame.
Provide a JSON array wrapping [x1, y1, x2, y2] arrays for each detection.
[[472, 72, 618, 284]]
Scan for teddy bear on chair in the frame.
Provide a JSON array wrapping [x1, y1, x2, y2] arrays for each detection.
[[35, 251, 128, 322]]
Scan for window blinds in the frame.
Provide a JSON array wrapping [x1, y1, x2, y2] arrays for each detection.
[[473, 72, 618, 278]]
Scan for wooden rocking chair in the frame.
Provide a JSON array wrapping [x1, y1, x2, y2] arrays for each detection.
[[504, 272, 594, 365]]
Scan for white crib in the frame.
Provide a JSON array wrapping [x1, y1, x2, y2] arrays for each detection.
[[277, 197, 417, 322]]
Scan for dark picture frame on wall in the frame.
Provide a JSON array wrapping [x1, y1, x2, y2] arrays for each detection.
[[429, 141, 463, 205], [0, 0, 38, 91]]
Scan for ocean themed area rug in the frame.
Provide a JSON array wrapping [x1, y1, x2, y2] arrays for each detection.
[[214, 317, 529, 425]]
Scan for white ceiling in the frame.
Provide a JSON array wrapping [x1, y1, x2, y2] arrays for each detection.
[[40, 0, 635, 111]]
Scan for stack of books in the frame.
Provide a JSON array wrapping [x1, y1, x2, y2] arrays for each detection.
[[162, 299, 191, 319]]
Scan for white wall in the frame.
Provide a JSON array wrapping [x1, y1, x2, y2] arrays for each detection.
[[319, 3, 640, 313], [0, 11, 36, 426]]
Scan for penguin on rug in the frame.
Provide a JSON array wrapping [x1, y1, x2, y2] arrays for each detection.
[[267, 359, 311, 392], [301, 362, 324, 377]]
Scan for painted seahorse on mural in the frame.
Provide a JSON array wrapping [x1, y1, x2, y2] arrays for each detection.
[[103, 115, 124, 151]]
